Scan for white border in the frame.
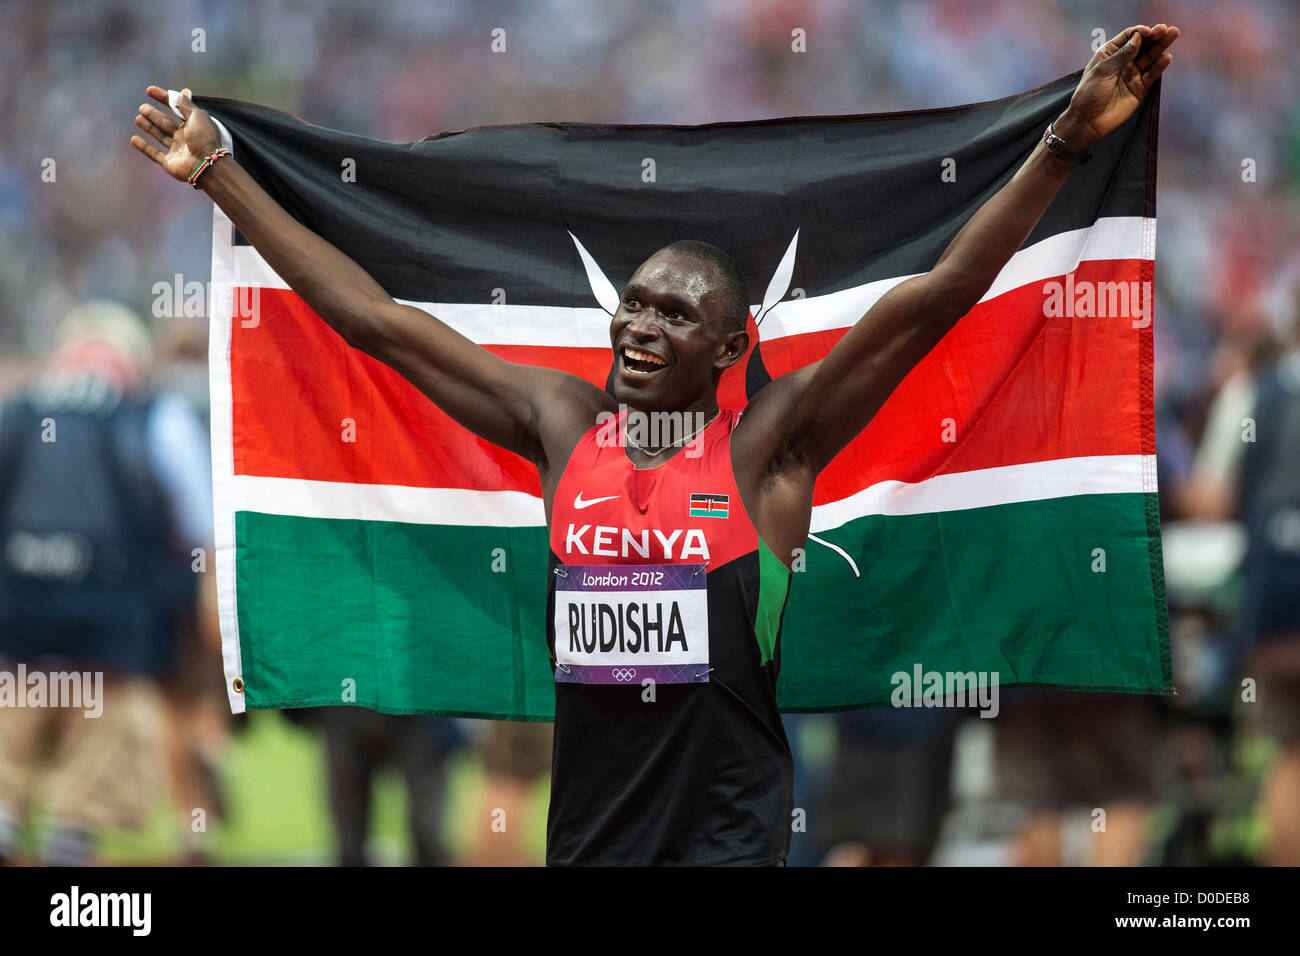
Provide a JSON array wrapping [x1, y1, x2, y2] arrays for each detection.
[[211, 204, 245, 714], [1141, 214, 1160, 495], [188, 101, 247, 715]]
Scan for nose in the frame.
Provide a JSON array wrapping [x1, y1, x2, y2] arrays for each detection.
[[625, 306, 659, 340]]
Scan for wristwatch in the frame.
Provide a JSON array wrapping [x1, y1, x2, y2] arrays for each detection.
[[1043, 122, 1092, 165]]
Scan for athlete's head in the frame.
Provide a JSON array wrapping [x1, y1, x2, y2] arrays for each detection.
[[610, 240, 750, 411]]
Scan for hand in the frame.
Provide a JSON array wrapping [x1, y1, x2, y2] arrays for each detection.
[[1055, 23, 1179, 150], [130, 86, 223, 184]]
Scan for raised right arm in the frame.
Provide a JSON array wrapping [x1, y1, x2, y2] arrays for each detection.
[[132, 86, 607, 464]]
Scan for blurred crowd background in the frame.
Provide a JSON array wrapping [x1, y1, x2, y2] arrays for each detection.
[[1, 0, 1298, 866]]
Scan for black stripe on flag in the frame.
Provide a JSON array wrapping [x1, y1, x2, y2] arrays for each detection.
[[196, 70, 1157, 308]]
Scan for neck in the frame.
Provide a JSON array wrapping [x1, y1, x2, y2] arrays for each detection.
[[622, 401, 721, 461]]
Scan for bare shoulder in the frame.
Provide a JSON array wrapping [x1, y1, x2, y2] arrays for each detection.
[[531, 365, 616, 484]]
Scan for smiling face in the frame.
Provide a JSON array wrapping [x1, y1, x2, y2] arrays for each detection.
[[609, 249, 749, 413]]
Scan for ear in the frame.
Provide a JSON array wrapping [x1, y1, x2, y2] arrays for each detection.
[[714, 329, 750, 372]]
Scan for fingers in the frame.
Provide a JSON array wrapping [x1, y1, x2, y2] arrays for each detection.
[[1117, 28, 1143, 60], [143, 84, 197, 124], [1104, 24, 1148, 51], [138, 101, 179, 136], [1089, 27, 1138, 74], [1141, 51, 1173, 89], [133, 113, 172, 148], [1089, 24, 1155, 78], [129, 134, 165, 166], [1135, 25, 1179, 71]]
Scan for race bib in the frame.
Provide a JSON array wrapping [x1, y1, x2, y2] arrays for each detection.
[[553, 563, 709, 684]]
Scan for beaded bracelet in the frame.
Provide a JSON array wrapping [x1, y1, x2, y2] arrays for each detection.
[[188, 147, 232, 188]]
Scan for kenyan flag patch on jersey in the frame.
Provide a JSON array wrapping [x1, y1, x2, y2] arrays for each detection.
[[689, 493, 729, 518]]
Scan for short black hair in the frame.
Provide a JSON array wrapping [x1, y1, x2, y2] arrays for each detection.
[[659, 240, 749, 333]]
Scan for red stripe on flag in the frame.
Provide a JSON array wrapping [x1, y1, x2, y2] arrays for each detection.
[[780, 258, 1148, 503], [231, 292, 612, 494], [230, 258, 1147, 505]]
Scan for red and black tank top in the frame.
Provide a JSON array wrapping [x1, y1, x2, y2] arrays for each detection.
[[545, 406, 794, 866]]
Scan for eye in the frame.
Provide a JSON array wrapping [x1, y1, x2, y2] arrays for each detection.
[[624, 296, 641, 309]]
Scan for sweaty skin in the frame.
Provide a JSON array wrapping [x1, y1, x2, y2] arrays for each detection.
[[131, 24, 1177, 569]]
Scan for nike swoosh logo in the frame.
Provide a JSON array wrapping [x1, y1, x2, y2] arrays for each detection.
[[573, 492, 619, 510]]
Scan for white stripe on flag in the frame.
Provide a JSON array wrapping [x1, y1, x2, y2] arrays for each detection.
[[808, 454, 1155, 532], [228, 216, 1153, 348], [231, 454, 1154, 528], [234, 475, 546, 526]]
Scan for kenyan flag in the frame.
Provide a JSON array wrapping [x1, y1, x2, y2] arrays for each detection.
[[688, 494, 729, 519], [194, 71, 1170, 719]]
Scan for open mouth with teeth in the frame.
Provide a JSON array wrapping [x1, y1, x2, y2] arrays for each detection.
[[620, 345, 669, 374]]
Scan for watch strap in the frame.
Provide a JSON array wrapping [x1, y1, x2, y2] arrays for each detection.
[[1043, 122, 1092, 165]]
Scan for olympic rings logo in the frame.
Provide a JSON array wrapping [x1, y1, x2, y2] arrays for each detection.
[[610, 668, 638, 682]]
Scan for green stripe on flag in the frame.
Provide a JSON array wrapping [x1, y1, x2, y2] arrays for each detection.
[[233, 491, 1170, 719], [235, 512, 557, 719], [777, 492, 1171, 711]]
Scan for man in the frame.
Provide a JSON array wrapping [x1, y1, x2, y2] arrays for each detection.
[[0, 301, 212, 865], [131, 23, 1177, 865], [1186, 309, 1300, 866]]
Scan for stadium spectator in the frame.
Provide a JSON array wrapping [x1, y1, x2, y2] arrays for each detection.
[[0, 301, 211, 865]]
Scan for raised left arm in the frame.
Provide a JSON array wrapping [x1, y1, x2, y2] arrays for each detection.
[[757, 23, 1176, 475]]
